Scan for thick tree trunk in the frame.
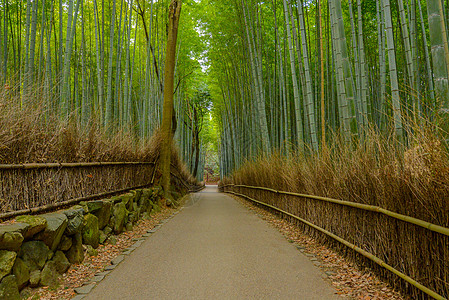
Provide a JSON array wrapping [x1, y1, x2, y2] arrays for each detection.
[[160, 0, 182, 199]]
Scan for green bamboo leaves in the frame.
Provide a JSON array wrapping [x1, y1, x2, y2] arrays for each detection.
[[3, 0, 449, 180], [208, 0, 449, 176]]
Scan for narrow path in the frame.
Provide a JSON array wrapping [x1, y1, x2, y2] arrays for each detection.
[[85, 186, 340, 299]]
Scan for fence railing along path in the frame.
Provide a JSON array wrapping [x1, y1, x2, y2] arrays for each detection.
[[0, 162, 158, 220], [221, 184, 449, 300]]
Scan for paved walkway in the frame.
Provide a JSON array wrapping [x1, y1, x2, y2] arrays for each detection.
[[85, 185, 340, 299]]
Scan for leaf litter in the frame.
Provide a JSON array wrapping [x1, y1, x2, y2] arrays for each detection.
[[23, 194, 407, 299], [232, 195, 407, 300], [23, 205, 179, 300]]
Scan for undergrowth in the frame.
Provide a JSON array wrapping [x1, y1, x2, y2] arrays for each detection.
[[228, 125, 449, 225], [0, 83, 153, 163], [223, 124, 449, 298], [0, 82, 197, 185]]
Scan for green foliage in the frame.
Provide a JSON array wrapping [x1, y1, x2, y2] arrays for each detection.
[[1, 0, 449, 181], [195, 0, 449, 177]]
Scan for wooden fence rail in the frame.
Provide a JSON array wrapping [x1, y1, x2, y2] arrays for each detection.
[[221, 184, 448, 300], [221, 184, 449, 237], [0, 162, 157, 215], [0, 183, 153, 221], [0, 162, 155, 170]]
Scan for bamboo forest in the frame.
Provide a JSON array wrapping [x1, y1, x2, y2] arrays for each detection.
[[0, 0, 448, 299]]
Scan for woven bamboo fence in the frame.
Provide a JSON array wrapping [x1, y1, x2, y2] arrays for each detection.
[[0, 162, 156, 215], [221, 184, 449, 300]]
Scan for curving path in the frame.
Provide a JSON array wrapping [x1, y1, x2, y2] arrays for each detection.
[[84, 185, 340, 299]]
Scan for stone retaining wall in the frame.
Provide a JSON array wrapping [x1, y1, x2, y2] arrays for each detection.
[[0, 187, 164, 298]]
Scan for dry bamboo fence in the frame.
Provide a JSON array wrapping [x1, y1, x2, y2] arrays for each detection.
[[221, 184, 449, 300], [0, 162, 156, 215]]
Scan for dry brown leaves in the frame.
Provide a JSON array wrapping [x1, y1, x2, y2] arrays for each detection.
[[22, 194, 407, 300], [233, 195, 406, 300], [23, 206, 178, 300]]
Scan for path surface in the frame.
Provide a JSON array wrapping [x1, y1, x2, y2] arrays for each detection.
[[85, 186, 339, 299]]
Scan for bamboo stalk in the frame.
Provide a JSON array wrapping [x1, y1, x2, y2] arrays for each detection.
[[319, 0, 325, 147], [225, 190, 446, 300], [282, 0, 303, 151], [383, 0, 404, 140], [221, 184, 449, 237]]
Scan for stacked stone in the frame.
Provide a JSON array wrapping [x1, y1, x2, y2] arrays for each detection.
[[0, 187, 164, 299]]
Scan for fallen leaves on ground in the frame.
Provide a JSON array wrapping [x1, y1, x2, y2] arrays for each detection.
[[23, 194, 407, 299], [24, 205, 178, 300], [233, 195, 406, 300]]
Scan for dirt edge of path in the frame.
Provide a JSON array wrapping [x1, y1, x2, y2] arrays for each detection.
[[231, 194, 406, 300], [23, 201, 184, 300]]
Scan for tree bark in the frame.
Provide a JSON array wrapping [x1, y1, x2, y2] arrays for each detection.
[[160, 0, 182, 199]]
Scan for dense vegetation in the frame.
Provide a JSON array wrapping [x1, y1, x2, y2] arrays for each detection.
[[0, 0, 216, 181], [200, 0, 449, 174], [204, 0, 449, 298], [1, 0, 448, 297]]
